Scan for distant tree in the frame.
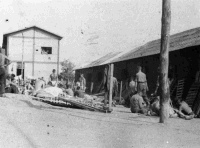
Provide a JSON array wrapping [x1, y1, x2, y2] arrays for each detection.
[[60, 60, 75, 84]]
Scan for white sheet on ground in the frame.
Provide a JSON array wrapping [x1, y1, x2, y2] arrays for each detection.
[[43, 87, 63, 97]]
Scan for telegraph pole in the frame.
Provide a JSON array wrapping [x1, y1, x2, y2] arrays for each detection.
[[108, 64, 114, 111], [21, 32, 24, 80], [159, 0, 171, 123]]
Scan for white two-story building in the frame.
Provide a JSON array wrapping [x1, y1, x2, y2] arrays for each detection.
[[2, 26, 62, 81]]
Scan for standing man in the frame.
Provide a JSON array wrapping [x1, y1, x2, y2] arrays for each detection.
[[135, 66, 149, 105], [0, 54, 7, 97], [49, 69, 57, 86], [101, 65, 118, 107], [79, 74, 86, 92]]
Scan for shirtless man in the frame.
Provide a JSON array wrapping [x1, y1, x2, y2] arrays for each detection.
[[174, 98, 195, 120], [49, 69, 57, 86]]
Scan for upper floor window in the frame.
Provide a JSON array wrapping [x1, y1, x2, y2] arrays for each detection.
[[41, 47, 52, 54]]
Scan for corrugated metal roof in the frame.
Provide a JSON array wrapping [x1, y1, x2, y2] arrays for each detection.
[[112, 27, 200, 63], [76, 52, 121, 70]]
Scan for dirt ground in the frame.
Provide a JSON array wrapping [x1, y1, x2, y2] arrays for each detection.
[[0, 93, 200, 148]]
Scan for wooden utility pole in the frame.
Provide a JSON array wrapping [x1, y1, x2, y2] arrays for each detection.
[[108, 64, 114, 111], [160, 0, 171, 123]]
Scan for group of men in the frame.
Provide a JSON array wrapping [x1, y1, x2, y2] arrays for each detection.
[[0, 50, 195, 119], [129, 66, 195, 120], [75, 74, 86, 92], [129, 66, 149, 114]]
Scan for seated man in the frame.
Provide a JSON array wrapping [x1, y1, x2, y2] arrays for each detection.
[[65, 84, 74, 96], [129, 77, 136, 94], [24, 79, 34, 95], [149, 97, 177, 118], [130, 91, 148, 114], [174, 98, 195, 120], [123, 77, 136, 107], [5, 74, 19, 94], [32, 78, 45, 96], [74, 86, 85, 98], [74, 81, 81, 91]]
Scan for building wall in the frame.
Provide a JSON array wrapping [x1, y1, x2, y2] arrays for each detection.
[[76, 45, 200, 96], [7, 62, 17, 75], [7, 28, 60, 80], [25, 62, 60, 82]]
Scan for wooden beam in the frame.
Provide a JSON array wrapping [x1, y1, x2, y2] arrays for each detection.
[[159, 0, 171, 123]]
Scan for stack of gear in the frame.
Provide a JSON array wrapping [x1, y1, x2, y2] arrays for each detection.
[[35, 87, 63, 98]]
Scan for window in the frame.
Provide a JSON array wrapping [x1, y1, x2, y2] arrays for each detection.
[[17, 62, 24, 78], [41, 47, 52, 54]]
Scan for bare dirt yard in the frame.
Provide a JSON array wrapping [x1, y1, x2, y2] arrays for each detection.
[[0, 93, 200, 148]]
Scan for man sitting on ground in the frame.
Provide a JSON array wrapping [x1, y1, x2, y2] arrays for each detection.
[[149, 97, 177, 117], [5, 74, 19, 94], [74, 86, 85, 98], [174, 98, 195, 120], [130, 91, 148, 115], [32, 78, 45, 96], [65, 84, 74, 97]]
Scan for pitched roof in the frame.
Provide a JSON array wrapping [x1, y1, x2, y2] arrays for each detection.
[[3, 26, 62, 40], [112, 27, 200, 63], [76, 52, 121, 70]]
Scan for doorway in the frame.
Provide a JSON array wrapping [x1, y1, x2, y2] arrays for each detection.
[[17, 62, 24, 78]]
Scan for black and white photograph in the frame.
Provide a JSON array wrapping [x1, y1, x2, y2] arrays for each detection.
[[0, 0, 200, 147]]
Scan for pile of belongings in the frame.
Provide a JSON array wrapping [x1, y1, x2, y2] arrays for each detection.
[[69, 95, 104, 108], [35, 87, 63, 98]]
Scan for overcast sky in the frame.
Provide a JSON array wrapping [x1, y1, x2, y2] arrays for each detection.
[[1, 0, 200, 66]]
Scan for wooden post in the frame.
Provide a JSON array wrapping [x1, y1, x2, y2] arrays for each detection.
[[90, 82, 94, 94], [119, 81, 122, 104], [57, 40, 60, 86], [90, 69, 94, 94], [108, 64, 114, 111], [32, 28, 35, 77], [21, 32, 24, 80], [72, 79, 75, 90], [159, 0, 171, 123]]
